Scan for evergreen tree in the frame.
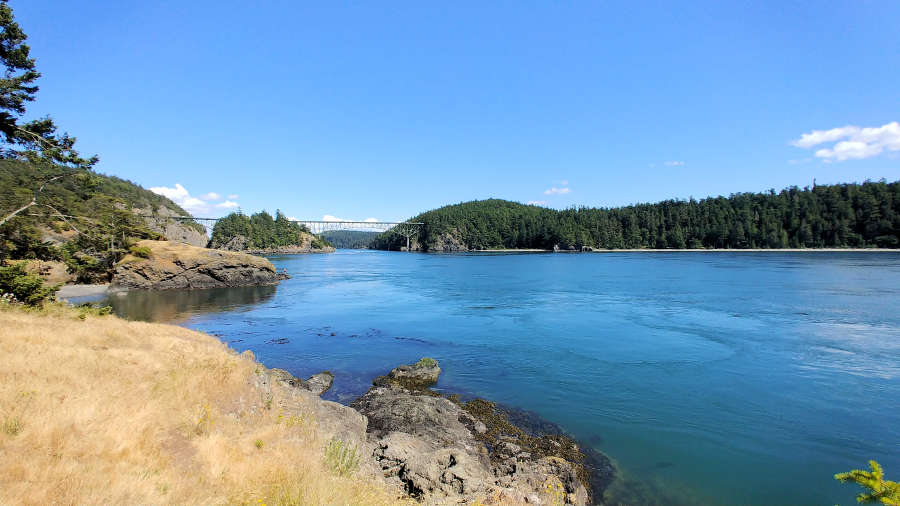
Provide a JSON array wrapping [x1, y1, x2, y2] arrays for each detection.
[[209, 211, 328, 250], [835, 460, 900, 505], [0, 0, 97, 229]]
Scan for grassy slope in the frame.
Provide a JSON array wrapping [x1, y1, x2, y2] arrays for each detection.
[[0, 305, 407, 506]]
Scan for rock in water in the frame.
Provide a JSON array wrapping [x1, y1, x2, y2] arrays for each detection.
[[304, 371, 334, 395], [382, 357, 441, 388], [111, 240, 282, 290], [351, 358, 603, 505], [269, 369, 334, 396]]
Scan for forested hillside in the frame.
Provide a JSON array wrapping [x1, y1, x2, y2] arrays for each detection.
[[319, 230, 379, 249], [371, 180, 900, 251], [209, 211, 331, 251], [1, 160, 207, 280]]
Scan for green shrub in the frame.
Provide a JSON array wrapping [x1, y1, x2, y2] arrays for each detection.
[[75, 303, 113, 319], [0, 263, 59, 306], [324, 438, 359, 477], [128, 245, 152, 258], [416, 357, 438, 368], [311, 236, 332, 250], [60, 248, 110, 284]]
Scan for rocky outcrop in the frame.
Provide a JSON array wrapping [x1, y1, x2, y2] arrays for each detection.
[[424, 231, 469, 252], [351, 358, 609, 505], [134, 206, 208, 247], [234, 355, 614, 505], [111, 240, 287, 290], [375, 357, 441, 389]]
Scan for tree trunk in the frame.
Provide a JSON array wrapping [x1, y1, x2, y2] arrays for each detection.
[[0, 199, 37, 227]]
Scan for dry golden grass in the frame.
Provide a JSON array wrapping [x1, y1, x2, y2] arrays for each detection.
[[118, 239, 276, 270], [0, 304, 410, 506]]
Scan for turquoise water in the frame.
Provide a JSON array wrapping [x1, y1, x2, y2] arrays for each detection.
[[102, 250, 900, 505]]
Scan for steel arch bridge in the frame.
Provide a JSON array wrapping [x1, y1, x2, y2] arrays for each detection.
[[143, 215, 423, 249]]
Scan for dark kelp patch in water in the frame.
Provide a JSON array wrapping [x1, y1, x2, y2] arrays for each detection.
[[460, 398, 616, 501]]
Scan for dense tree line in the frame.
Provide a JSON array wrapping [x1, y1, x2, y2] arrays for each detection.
[[209, 211, 330, 250], [371, 181, 900, 251], [319, 230, 379, 249]]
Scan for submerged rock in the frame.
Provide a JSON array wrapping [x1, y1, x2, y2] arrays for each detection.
[[351, 358, 609, 505], [304, 371, 335, 396], [270, 368, 334, 396]]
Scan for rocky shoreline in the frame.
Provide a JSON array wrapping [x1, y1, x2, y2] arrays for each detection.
[[270, 357, 614, 505], [243, 245, 336, 255]]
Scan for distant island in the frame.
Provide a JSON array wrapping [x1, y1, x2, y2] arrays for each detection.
[[209, 211, 333, 254], [371, 180, 900, 252], [319, 230, 380, 249]]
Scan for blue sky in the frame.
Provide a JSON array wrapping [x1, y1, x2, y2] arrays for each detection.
[[13, 1, 900, 221]]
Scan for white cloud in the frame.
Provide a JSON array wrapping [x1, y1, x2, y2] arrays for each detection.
[[149, 183, 240, 216], [544, 187, 571, 195], [664, 161, 685, 166], [791, 126, 860, 149], [227, 194, 239, 200], [559, 180, 569, 186], [792, 122, 900, 162], [527, 200, 548, 206], [149, 183, 206, 212]]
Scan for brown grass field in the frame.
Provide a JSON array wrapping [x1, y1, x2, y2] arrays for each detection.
[[0, 304, 411, 506]]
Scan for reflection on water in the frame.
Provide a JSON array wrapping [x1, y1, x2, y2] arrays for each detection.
[[104, 284, 277, 323]]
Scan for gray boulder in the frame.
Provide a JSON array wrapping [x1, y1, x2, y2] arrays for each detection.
[[304, 371, 335, 395], [270, 368, 334, 396], [379, 357, 441, 388]]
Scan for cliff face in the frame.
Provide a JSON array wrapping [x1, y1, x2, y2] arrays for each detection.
[[211, 231, 335, 254], [423, 231, 469, 252], [111, 240, 286, 290], [135, 206, 208, 247]]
